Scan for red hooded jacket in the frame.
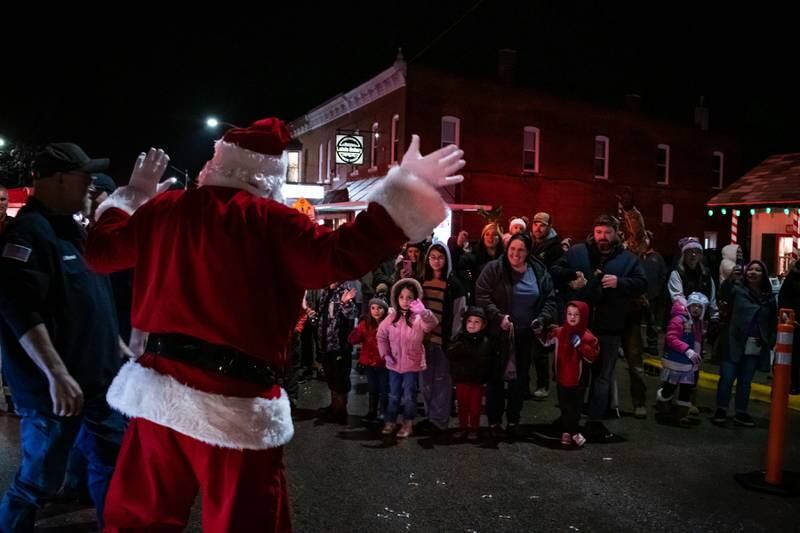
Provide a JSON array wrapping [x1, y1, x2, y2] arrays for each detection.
[[546, 300, 600, 387], [348, 319, 385, 368]]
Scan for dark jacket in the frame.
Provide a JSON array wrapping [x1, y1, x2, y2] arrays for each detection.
[[457, 240, 504, 303], [642, 250, 668, 300], [0, 198, 121, 412], [475, 256, 558, 333], [556, 238, 647, 335], [531, 228, 572, 285], [727, 279, 777, 371], [447, 331, 497, 384], [778, 263, 800, 316], [778, 263, 800, 358]]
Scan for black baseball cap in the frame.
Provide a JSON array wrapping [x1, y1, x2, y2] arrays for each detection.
[[34, 143, 109, 179], [91, 173, 117, 194]]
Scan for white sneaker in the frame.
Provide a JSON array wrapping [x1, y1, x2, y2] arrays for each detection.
[[533, 388, 549, 399]]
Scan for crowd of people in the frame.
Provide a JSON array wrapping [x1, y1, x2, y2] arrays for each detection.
[[0, 121, 798, 532], [290, 191, 800, 447]]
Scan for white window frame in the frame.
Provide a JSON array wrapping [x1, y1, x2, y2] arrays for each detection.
[[523, 126, 540, 174], [441, 116, 460, 147], [286, 151, 301, 183], [326, 139, 332, 181], [712, 151, 724, 189], [704, 231, 718, 250], [656, 143, 670, 185], [390, 114, 400, 163], [594, 135, 609, 180], [318, 144, 324, 183], [370, 122, 379, 170]]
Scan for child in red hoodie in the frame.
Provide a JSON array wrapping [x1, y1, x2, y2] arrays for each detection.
[[545, 301, 600, 447], [348, 298, 390, 421]]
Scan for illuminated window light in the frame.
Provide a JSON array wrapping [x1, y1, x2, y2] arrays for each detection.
[[766, 207, 772, 214], [721, 208, 727, 215], [750, 208, 756, 216], [734, 210, 740, 216], [784, 208, 790, 215], [707, 209, 714, 217]]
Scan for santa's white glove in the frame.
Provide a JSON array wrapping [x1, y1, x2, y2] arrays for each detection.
[[128, 148, 172, 198], [400, 135, 465, 188]]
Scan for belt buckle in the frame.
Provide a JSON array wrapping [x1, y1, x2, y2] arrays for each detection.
[[216, 353, 236, 375]]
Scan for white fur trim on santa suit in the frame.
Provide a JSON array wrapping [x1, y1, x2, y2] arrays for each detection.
[[197, 139, 288, 201], [107, 360, 294, 450], [368, 165, 447, 242], [94, 185, 152, 220]]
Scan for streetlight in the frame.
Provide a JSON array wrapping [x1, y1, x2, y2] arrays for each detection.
[[205, 117, 238, 130], [0, 137, 6, 149]]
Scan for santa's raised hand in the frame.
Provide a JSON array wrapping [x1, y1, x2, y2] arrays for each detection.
[[94, 147, 177, 220], [129, 148, 175, 198], [400, 135, 465, 188]]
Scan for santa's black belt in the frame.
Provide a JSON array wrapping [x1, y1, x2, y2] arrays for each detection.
[[146, 333, 277, 387]]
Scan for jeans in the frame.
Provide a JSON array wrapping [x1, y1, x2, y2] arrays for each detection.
[[365, 366, 389, 416], [716, 355, 760, 414], [622, 310, 647, 408], [531, 340, 550, 391], [486, 380, 506, 426], [419, 342, 453, 429], [589, 335, 623, 420], [506, 328, 533, 425], [386, 371, 419, 423], [0, 396, 126, 532], [557, 385, 584, 435]]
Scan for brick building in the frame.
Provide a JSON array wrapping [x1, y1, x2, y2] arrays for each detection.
[[289, 52, 741, 255]]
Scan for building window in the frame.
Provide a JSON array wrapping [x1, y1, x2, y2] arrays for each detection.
[[287, 151, 301, 183], [523, 126, 540, 174], [390, 114, 400, 163], [594, 135, 609, 179], [704, 231, 718, 250], [656, 144, 670, 185], [318, 144, 324, 183], [441, 116, 460, 147], [712, 151, 724, 189], [370, 122, 379, 169], [326, 139, 333, 182]]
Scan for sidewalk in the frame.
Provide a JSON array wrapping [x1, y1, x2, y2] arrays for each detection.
[[642, 354, 800, 412]]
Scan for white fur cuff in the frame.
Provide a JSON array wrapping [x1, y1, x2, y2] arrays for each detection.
[[368, 166, 447, 242], [107, 360, 294, 450], [94, 186, 152, 220]]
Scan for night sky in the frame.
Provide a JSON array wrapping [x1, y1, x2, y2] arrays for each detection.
[[1, 1, 797, 184]]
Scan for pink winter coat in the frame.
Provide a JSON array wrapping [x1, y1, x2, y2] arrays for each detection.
[[377, 309, 438, 373]]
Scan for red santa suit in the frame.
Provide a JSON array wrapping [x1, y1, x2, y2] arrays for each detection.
[[85, 118, 456, 532]]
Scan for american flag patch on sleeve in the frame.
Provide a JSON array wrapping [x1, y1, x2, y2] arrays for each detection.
[[2, 243, 32, 263]]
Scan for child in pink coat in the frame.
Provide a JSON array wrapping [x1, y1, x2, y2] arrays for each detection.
[[377, 278, 438, 438]]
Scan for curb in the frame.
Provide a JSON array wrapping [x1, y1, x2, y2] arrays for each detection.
[[643, 357, 800, 413]]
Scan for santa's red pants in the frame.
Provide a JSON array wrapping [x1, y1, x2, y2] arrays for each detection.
[[455, 383, 484, 430], [103, 417, 291, 532]]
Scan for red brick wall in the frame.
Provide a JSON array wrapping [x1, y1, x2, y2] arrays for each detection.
[[293, 64, 739, 256]]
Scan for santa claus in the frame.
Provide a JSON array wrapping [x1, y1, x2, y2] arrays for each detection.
[[85, 117, 464, 532]]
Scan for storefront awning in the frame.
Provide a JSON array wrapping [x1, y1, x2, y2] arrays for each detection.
[[315, 174, 485, 213], [315, 201, 492, 213], [707, 153, 800, 207]]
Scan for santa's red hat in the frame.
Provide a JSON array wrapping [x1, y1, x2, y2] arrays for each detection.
[[197, 117, 293, 199]]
